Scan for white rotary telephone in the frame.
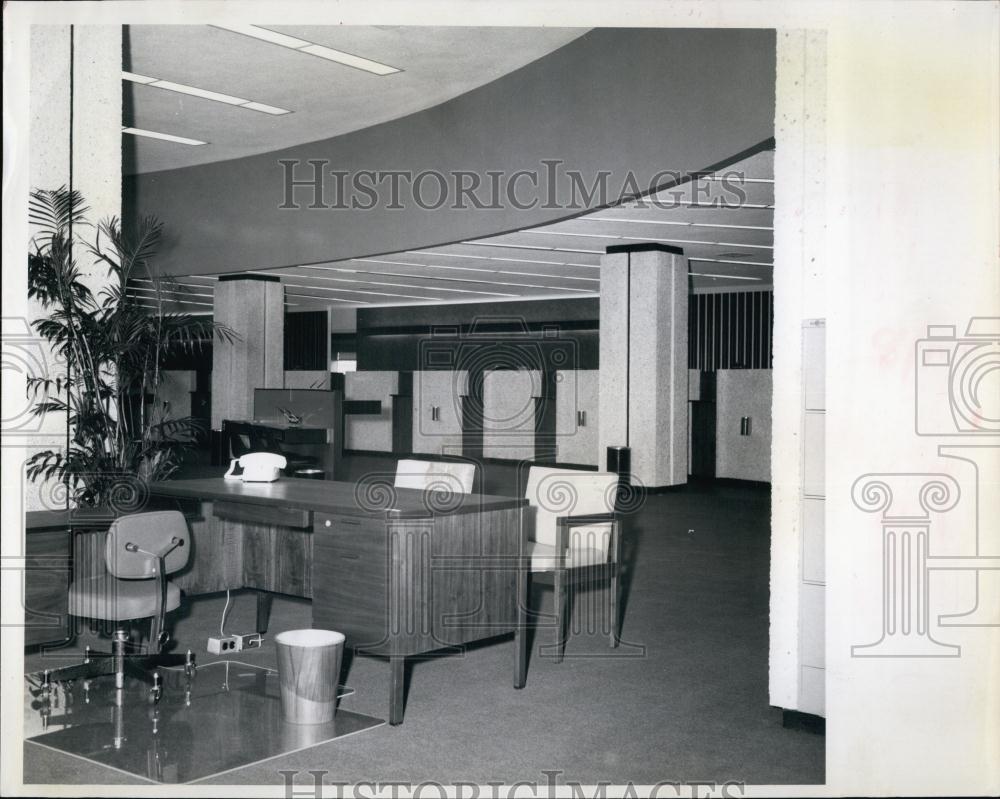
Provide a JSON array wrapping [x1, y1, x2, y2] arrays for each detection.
[[224, 452, 287, 482]]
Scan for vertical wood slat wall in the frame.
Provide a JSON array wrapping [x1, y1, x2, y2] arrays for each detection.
[[688, 289, 774, 371]]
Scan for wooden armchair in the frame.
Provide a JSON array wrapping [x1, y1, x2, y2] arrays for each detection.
[[523, 466, 623, 661]]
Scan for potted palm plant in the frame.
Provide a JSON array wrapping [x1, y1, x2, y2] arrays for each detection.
[[26, 186, 235, 512]]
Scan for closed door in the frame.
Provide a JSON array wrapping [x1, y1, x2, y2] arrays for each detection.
[[412, 371, 466, 456]]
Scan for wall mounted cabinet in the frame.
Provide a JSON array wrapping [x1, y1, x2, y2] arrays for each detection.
[[555, 370, 599, 466], [411, 371, 468, 457], [344, 371, 398, 452], [798, 320, 826, 717], [715, 369, 773, 482], [482, 369, 542, 461]]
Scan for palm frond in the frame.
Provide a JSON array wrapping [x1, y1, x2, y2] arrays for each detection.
[[29, 186, 89, 241]]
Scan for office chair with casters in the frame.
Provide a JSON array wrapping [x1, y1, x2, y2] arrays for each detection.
[[523, 466, 623, 662], [394, 458, 476, 494], [26, 510, 196, 703]]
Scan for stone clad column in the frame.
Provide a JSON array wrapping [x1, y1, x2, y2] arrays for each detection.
[[211, 276, 285, 429], [598, 243, 688, 488]]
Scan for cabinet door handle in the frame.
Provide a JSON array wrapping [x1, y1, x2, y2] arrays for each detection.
[[430, 405, 440, 422], [577, 410, 586, 427], [740, 416, 752, 436]]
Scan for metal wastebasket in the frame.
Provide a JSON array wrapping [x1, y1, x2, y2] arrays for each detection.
[[274, 629, 345, 724], [606, 445, 631, 484]]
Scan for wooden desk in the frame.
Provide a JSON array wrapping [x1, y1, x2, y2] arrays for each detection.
[[149, 478, 529, 724], [24, 511, 74, 648]]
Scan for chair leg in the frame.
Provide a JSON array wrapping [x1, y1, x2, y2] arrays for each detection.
[[609, 566, 620, 648], [389, 655, 405, 725], [553, 569, 569, 663], [256, 591, 274, 634]]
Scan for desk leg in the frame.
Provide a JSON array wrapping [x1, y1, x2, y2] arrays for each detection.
[[389, 655, 405, 725], [255, 592, 273, 634], [514, 568, 528, 689]]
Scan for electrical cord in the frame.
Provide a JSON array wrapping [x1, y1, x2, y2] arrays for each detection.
[[220, 590, 231, 637]]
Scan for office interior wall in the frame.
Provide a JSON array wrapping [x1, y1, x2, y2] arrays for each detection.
[[769, 28, 827, 717], [18, 26, 122, 512]]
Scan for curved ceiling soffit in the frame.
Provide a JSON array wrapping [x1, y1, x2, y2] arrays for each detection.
[[128, 28, 777, 277]]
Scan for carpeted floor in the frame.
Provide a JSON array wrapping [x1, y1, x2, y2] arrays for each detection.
[[23, 477, 824, 788]]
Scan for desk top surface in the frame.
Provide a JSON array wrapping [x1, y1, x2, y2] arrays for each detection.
[[150, 477, 526, 518]]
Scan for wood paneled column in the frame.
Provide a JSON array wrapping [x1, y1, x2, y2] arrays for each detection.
[[211, 275, 285, 429], [598, 243, 689, 488]]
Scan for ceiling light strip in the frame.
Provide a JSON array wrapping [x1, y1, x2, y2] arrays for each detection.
[[349, 260, 594, 292], [122, 127, 206, 146], [626, 200, 774, 210], [411, 250, 600, 269], [252, 269, 522, 297], [700, 176, 774, 183], [275, 281, 440, 301], [285, 292, 369, 304], [463, 241, 603, 255], [526, 229, 773, 250], [211, 24, 401, 75], [126, 292, 214, 307], [689, 257, 773, 267], [128, 286, 215, 299], [346, 266, 595, 291], [689, 272, 762, 281], [589, 216, 773, 232], [123, 72, 291, 115], [333, 259, 599, 282]]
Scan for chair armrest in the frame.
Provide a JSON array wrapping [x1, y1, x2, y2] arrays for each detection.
[[555, 513, 619, 528], [553, 513, 622, 567]]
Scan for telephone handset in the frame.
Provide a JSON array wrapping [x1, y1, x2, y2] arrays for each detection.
[[224, 452, 287, 482]]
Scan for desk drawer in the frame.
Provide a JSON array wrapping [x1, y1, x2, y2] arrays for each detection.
[[215, 500, 310, 530], [24, 530, 71, 647], [313, 514, 391, 653]]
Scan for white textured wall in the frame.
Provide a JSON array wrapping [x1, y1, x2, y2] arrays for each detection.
[[769, 29, 828, 713], [17, 26, 122, 512], [823, 9, 999, 793]]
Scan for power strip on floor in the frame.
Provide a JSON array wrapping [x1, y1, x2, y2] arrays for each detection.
[[207, 633, 263, 655], [234, 633, 263, 651], [207, 635, 238, 654]]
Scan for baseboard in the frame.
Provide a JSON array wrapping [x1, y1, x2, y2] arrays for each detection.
[[780, 708, 826, 734]]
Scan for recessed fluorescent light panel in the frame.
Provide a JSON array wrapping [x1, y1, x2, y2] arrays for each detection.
[[212, 24, 402, 75], [122, 127, 207, 146], [122, 72, 291, 115]]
